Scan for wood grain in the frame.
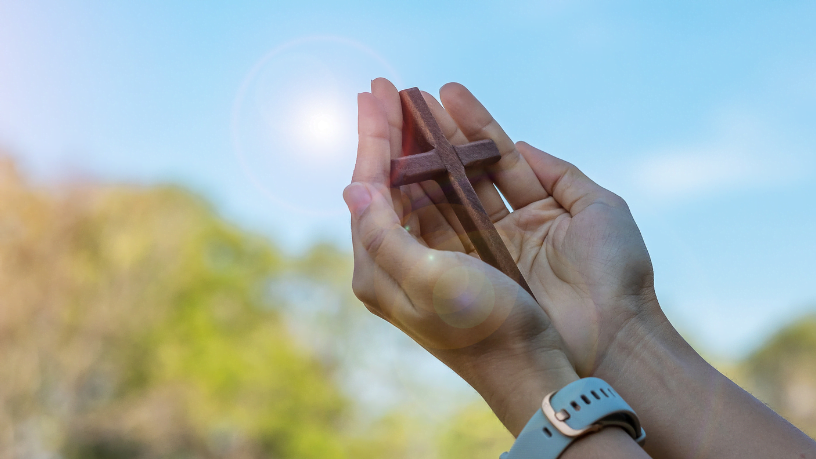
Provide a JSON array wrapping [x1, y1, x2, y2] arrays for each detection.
[[390, 88, 536, 301]]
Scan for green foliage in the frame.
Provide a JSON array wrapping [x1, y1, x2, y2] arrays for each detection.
[[0, 160, 357, 458], [3, 156, 814, 457], [437, 401, 513, 459], [745, 316, 816, 372], [0, 157, 515, 458], [737, 315, 816, 437]]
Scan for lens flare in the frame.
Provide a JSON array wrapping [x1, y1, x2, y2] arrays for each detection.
[[432, 266, 495, 329], [292, 98, 348, 159], [232, 36, 401, 216]]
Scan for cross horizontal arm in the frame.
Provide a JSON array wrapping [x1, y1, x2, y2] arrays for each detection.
[[390, 140, 501, 187], [390, 149, 443, 186], [455, 139, 502, 170], [391, 87, 536, 302]]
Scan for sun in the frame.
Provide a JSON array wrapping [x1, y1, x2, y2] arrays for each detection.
[[304, 107, 341, 145], [231, 35, 401, 214], [291, 97, 351, 160]]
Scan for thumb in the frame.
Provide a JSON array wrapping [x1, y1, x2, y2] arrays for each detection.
[[343, 182, 373, 219], [344, 182, 427, 282]]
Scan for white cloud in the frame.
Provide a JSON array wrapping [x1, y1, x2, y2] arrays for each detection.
[[630, 111, 811, 202], [636, 148, 761, 199]]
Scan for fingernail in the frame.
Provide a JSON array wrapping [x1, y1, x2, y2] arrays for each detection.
[[343, 182, 372, 218]]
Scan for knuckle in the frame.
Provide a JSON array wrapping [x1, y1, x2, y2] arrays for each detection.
[[362, 301, 385, 320], [350, 272, 386, 320], [360, 223, 391, 258], [564, 161, 579, 174], [351, 270, 373, 303], [607, 192, 629, 209], [473, 118, 496, 138], [551, 162, 575, 192], [495, 147, 522, 172]]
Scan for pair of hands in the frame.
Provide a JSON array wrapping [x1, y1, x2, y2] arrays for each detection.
[[344, 77, 661, 436]]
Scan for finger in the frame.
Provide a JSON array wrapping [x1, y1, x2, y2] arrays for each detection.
[[380, 90, 472, 251], [364, 83, 470, 252], [416, 178, 477, 253], [516, 141, 612, 214], [345, 182, 435, 327], [402, 92, 485, 253], [398, 187, 423, 239], [345, 181, 467, 307], [352, 92, 393, 203], [371, 78, 406, 219], [439, 82, 549, 211], [421, 91, 510, 223], [345, 182, 529, 351], [345, 182, 431, 282], [345, 181, 410, 322], [350, 245, 409, 322], [406, 183, 468, 253], [371, 78, 403, 163]]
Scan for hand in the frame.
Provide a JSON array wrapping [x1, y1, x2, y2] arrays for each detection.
[[345, 84, 578, 436], [378, 79, 816, 459], [368, 77, 662, 377]]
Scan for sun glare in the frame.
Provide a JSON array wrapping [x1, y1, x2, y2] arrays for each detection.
[[232, 35, 401, 214], [291, 99, 350, 160], [304, 106, 341, 144]]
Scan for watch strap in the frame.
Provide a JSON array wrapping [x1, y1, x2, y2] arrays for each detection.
[[500, 408, 573, 459], [500, 378, 645, 459], [549, 377, 645, 443]]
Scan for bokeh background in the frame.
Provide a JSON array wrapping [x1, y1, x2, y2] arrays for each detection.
[[1, 0, 814, 457]]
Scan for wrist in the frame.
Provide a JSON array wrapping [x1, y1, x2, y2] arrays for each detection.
[[461, 341, 579, 437], [591, 297, 816, 459], [561, 427, 650, 459], [592, 297, 712, 457], [592, 296, 695, 391], [502, 377, 649, 459]]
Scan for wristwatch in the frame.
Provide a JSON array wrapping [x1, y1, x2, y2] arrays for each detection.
[[500, 378, 645, 459]]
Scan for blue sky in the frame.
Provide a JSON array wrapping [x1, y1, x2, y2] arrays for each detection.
[[1, 0, 815, 360]]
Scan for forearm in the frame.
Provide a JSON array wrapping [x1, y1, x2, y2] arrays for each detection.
[[563, 428, 651, 459], [445, 333, 580, 436], [454, 334, 651, 457], [472, 360, 652, 458], [595, 303, 816, 459]]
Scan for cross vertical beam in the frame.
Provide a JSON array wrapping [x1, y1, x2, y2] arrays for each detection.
[[391, 88, 536, 301]]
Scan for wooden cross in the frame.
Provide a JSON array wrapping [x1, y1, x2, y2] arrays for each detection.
[[390, 88, 536, 301]]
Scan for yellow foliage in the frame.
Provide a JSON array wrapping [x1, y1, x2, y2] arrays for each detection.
[[437, 400, 514, 459], [735, 316, 816, 438], [2, 155, 814, 457], [0, 158, 352, 458]]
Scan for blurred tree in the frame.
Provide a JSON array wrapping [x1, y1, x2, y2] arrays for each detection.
[[0, 157, 357, 458], [437, 400, 513, 459], [3, 153, 813, 458], [736, 315, 816, 438]]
